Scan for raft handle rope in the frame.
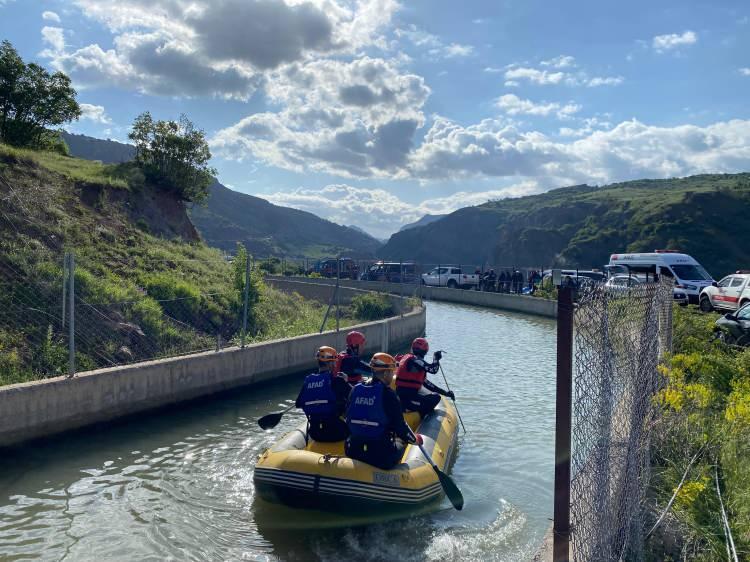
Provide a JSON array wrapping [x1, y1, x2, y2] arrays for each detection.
[[436, 356, 466, 434]]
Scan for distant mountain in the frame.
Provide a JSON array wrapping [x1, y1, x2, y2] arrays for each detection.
[[346, 224, 387, 244], [379, 173, 750, 277], [62, 132, 380, 258], [190, 183, 380, 257], [398, 214, 445, 232], [62, 132, 135, 163]]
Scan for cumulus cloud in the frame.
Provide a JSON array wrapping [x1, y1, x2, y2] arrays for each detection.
[[262, 182, 539, 238], [495, 94, 581, 119], [652, 30, 697, 52], [212, 56, 430, 178], [504, 63, 623, 88], [41, 26, 65, 52], [42, 10, 61, 22], [410, 116, 750, 185], [79, 103, 112, 124], [44, 0, 397, 98], [740, 68, 750, 76]]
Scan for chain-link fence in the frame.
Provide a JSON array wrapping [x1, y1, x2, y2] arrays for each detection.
[[569, 277, 673, 561]]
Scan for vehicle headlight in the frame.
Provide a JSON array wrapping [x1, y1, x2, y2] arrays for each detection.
[[684, 284, 697, 291]]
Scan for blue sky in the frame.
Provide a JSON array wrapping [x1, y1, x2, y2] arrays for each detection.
[[1, 0, 749, 238]]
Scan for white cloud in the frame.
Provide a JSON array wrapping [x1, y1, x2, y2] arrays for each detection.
[[410, 116, 750, 185], [586, 76, 624, 87], [441, 43, 474, 58], [396, 24, 473, 59], [79, 103, 112, 124], [504, 63, 623, 87], [541, 55, 576, 69], [504, 80, 520, 88], [652, 30, 697, 52], [42, 10, 61, 22], [484, 66, 503, 73], [44, 0, 398, 99], [41, 26, 65, 52], [739, 68, 750, 76], [505, 66, 565, 85], [262, 182, 539, 238], [212, 56, 430, 178], [559, 117, 611, 137], [495, 94, 581, 119]]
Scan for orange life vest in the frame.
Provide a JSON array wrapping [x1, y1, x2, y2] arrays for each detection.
[[395, 353, 425, 390]]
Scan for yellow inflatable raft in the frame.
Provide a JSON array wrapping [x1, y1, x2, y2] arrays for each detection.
[[254, 396, 459, 512]]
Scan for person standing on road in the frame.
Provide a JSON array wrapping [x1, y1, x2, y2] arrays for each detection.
[[395, 338, 454, 417]]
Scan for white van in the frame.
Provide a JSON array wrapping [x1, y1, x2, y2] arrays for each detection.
[[608, 251, 714, 303]]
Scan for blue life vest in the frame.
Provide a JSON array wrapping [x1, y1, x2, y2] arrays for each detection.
[[299, 372, 337, 417], [346, 383, 388, 439]]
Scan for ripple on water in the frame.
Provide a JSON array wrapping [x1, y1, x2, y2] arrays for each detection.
[[0, 301, 556, 561]]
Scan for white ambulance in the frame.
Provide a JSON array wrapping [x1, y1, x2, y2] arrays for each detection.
[[608, 251, 714, 303]]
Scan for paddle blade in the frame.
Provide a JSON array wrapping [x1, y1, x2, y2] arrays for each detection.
[[257, 411, 283, 430], [434, 466, 464, 510]]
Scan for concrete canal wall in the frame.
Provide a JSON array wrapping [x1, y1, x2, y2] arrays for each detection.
[[266, 276, 557, 318], [0, 296, 425, 447]]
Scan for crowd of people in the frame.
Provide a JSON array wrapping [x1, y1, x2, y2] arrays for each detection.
[[294, 330, 455, 470], [477, 269, 543, 293]]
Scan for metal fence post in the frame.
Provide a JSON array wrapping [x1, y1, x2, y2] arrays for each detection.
[[400, 260, 404, 317], [68, 252, 76, 378], [336, 256, 341, 333], [241, 253, 250, 348], [62, 251, 68, 326], [554, 286, 574, 561]]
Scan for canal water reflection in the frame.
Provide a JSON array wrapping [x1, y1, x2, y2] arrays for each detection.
[[0, 301, 556, 561]]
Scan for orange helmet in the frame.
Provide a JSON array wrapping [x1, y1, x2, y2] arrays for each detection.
[[369, 352, 396, 373], [346, 330, 366, 348], [316, 346, 337, 363]]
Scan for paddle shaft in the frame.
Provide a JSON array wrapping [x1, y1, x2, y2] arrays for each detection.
[[438, 363, 466, 433], [408, 427, 464, 511]]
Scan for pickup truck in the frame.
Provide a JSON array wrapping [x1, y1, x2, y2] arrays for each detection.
[[421, 266, 480, 289]]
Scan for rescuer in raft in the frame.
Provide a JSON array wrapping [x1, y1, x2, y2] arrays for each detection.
[[396, 337, 454, 417], [345, 353, 423, 470], [336, 330, 372, 386], [295, 346, 351, 442]]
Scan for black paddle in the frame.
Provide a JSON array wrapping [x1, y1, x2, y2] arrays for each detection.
[[409, 428, 464, 511], [257, 404, 296, 430], [437, 355, 466, 434]]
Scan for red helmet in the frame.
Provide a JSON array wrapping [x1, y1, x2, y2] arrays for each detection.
[[412, 337, 429, 354], [346, 330, 366, 348]]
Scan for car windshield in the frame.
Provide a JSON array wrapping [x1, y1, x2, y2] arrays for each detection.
[[671, 264, 712, 281]]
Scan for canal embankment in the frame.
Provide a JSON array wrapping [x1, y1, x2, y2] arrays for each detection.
[[265, 275, 557, 318], [0, 287, 424, 447]]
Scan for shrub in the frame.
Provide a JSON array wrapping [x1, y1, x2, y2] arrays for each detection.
[[351, 292, 394, 321]]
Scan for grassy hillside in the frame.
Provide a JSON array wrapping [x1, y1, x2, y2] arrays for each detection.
[[379, 173, 750, 277], [61, 132, 381, 258], [189, 181, 381, 258], [0, 144, 367, 385]]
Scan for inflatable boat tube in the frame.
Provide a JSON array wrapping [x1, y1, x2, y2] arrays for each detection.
[[254, 396, 459, 513]]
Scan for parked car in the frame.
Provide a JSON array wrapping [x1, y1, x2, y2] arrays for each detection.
[[606, 274, 688, 305], [699, 271, 750, 313], [318, 258, 359, 279], [361, 262, 417, 283], [421, 266, 479, 289], [714, 303, 750, 345], [608, 250, 714, 304]]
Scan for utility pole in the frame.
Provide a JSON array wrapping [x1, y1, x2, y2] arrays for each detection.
[[68, 252, 76, 378], [241, 253, 250, 348]]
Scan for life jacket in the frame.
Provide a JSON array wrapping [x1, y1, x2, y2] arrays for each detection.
[[395, 353, 426, 390], [346, 383, 388, 439], [336, 351, 364, 384], [298, 372, 337, 417]]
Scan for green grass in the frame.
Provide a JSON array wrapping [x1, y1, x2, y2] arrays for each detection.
[[0, 143, 129, 188]]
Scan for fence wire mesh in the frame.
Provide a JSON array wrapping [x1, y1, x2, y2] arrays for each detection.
[[570, 278, 673, 562]]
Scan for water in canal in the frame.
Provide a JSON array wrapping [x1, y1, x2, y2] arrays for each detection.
[[0, 301, 556, 561]]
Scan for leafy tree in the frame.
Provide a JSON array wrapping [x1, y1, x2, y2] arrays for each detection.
[[0, 40, 80, 148], [128, 112, 216, 203]]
